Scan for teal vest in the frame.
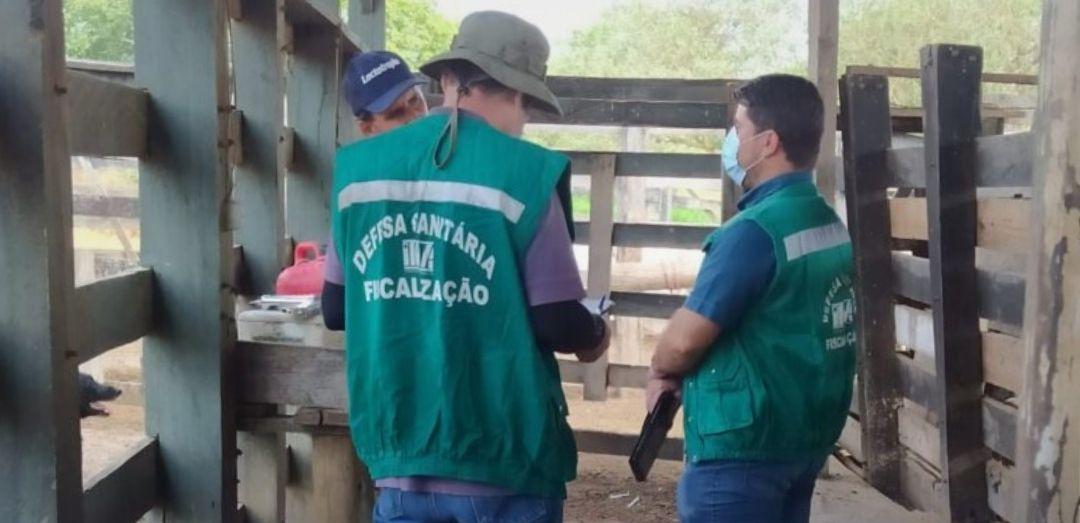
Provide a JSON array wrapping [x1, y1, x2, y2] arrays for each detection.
[[683, 180, 857, 462], [330, 114, 576, 497]]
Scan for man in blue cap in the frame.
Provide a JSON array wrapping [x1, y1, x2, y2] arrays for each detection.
[[323, 50, 430, 321], [342, 50, 429, 137]]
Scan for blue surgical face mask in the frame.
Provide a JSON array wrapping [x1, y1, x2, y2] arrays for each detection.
[[721, 128, 767, 188]]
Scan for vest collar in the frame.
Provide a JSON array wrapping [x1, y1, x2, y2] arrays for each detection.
[[738, 171, 813, 211]]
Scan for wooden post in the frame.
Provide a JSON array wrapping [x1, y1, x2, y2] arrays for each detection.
[[1016, 0, 1080, 519], [286, 26, 341, 243], [584, 154, 616, 401], [920, 44, 990, 521], [0, 1, 83, 520], [809, 0, 839, 206], [348, 0, 385, 51], [839, 73, 902, 500], [287, 434, 374, 522], [238, 431, 287, 523], [233, 0, 288, 295], [134, 0, 237, 519]]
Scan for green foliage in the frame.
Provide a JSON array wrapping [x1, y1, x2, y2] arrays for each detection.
[[64, 0, 134, 62], [571, 194, 591, 219], [670, 207, 713, 224], [384, 0, 456, 66], [551, 0, 805, 79], [524, 128, 621, 152]]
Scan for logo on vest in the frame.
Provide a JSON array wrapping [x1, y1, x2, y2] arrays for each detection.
[[402, 240, 435, 274], [822, 274, 856, 351]]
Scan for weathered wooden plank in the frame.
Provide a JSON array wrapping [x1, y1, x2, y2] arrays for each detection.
[[283, 0, 339, 27], [839, 73, 903, 499], [573, 222, 714, 249], [891, 252, 1025, 328], [584, 154, 616, 401], [287, 434, 374, 523], [134, 0, 236, 518], [546, 76, 739, 103], [609, 291, 685, 319], [286, 27, 339, 243], [67, 59, 136, 84], [898, 399, 940, 470], [0, 1, 83, 520], [845, 65, 1038, 85], [608, 363, 648, 389], [233, 0, 288, 295], [900, 451, 948, 516], [238, 431, 287, 523], [982, 398, 1017, 462], [534, 98, 729, 128], [74, 268, 154, 363], [575, 429, 683, 462], [564, 151, 722, 179], [347, 0, 385, 52], [982, 331, 1023, 394], [986, 458, 1016, 522], [921, 44, 990, 520], [809, 0, 839, 205], [66, 70, 148, 157], [884, 133, 1033, 189], [838, 415, 865, 463], [237, 343, 348, 410], [889, 197, 1032, 252], [1015, 1, 1080, 517], [83, 438, 159, 523], [72, 193, 138, 218]]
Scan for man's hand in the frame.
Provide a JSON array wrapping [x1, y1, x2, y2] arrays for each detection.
[[646, 368, 682, 411], [575, 316, 612, 363]]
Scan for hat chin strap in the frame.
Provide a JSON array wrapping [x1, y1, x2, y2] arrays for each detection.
[[432, 85, 468, 169]]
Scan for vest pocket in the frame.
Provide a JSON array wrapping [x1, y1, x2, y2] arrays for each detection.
[[696, 372, 755, 435]]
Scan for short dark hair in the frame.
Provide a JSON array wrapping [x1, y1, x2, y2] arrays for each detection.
[[439, 60, 517, 100], [733, 74, 824, 169]]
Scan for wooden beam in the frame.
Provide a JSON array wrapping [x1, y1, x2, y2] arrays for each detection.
[[545, 76, 740, 103], [845, 65, 1038, 86], [286, 27, 339, 243], [875, 131, 1033, 190], [233, 0, 288, 295], [74, 268, 154, 363], [533, 98, 730, 129], [574, 222, 715, 249], [66, 59, 136, 84], [66, 70, 148, 157], [809, 0, 839, 205], [134, 0, 236, 518], [609, 291, 685, 319], [890, 197, 1031, 253], [921, 44, 990, 520], [891, 252, 1025, 329], [347, 0, 384, 51], [1015, 0, 1080, 518], [0, 1, 83, 520], [839, 73, 903, 499], [83, 438, 159, 523], [574, 429, 683, 462], [238, 343, 349, 410], [564, 151, 723, 179], [584, 154, 616, 401]]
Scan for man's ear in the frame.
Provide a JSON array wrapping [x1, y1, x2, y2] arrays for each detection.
[[358, 119, 374, 137], [763, 130, 783, 159]]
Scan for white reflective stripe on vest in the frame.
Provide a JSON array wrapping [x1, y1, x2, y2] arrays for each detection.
[[783, 222, 850, 262], [337, 180, 526, 223]]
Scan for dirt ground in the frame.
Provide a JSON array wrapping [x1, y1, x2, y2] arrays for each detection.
[[82, 387, 932, 522]]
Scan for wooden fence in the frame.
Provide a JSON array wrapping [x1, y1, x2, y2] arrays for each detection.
[[838, 44, 1032, 521]]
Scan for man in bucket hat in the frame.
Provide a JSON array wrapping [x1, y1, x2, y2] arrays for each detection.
[[329, 11, 611, 522]]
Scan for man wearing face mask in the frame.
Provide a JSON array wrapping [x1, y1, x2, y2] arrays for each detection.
[[329, 11, 610, 522], [646, 74, 856, 523]]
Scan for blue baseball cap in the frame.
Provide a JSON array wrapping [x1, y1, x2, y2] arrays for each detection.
[[343, 51, 427, 117]]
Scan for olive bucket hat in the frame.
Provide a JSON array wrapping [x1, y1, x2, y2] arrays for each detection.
[[421, 11, 562, 116]]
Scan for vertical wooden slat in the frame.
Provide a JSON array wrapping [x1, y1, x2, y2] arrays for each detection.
[[584, 154, 616, 401], [286, 27, 340, 243], [348, 0, 385, 52], [809, 0, 839, 206], [921, 43, 990, 521], [0, 1, 83, 520], [134, 0, 237, 519], [1016, 0, 1080, 519], [238, 431, 287, 523], [233, 0, 287, 295], [839, 73, 902, 500]]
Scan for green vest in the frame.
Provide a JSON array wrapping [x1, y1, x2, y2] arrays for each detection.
[[330, 113, 576, 497], [683, 180, 857, 462]]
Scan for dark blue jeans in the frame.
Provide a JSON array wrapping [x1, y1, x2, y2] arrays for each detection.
[[373, 488, 563, 523], [677, 455, 829, 523]]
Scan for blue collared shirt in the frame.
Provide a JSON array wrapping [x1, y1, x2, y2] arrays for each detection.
[[684, 171, 813, 329]]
